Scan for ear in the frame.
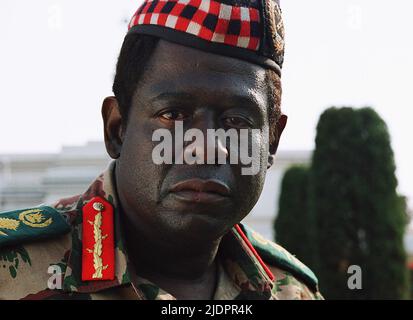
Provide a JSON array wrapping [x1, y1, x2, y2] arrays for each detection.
[[268, 114, 288, 168], [102, 96, 124, 159]]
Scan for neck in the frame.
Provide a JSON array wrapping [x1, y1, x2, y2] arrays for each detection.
[[120, 210, 222, 281]]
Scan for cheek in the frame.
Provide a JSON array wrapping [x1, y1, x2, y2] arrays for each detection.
[[118, 122, 165, 203], [233, 131, 268, 210], [237, 166, 266, 205]]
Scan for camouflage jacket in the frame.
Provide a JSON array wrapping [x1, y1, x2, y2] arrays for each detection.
[[0, 161, 323, 300]]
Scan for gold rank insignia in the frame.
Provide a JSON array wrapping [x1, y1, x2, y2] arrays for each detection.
[[81, 196, 115, 281], [0, 206, 71, 248]]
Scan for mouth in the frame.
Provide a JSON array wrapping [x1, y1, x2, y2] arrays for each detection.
[[169, 178, 231, 203]]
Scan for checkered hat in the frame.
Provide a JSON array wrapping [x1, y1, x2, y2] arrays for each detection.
[[127, 0, 285, 76]]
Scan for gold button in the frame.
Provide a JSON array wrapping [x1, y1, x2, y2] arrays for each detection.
[[93, 202, 105, 212]]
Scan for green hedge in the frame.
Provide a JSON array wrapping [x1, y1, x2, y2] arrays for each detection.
[[274, 107, 410, 299], [274, 166, 317, 270]]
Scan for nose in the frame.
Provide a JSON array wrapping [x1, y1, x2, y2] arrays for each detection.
[[183, 115, 228, 165], [184, 131, 228, 164]]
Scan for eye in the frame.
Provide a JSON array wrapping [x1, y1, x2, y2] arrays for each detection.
[[223, 116, 252, 129], [158, 109, 189, 122]]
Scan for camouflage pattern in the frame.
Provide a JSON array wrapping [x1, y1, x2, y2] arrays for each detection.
[[0, 161, 323, 300]]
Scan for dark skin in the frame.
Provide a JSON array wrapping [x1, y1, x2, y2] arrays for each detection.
[[102, 39, 287, 300]]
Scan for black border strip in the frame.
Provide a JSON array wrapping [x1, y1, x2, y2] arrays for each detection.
[[127, 24, 282, 76]]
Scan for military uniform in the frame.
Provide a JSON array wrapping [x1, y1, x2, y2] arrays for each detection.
[[1, 0, 323, 300], [0, 161, 322, 300]]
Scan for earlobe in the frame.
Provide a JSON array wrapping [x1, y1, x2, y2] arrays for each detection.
[[102, 96, 124, 159], [277, 114, 288, 137]]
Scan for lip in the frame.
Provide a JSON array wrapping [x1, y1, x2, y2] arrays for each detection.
[[169, 179, 231, 203]]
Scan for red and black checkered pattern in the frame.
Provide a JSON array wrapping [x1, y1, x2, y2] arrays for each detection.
[[128, 0, 262, 51]]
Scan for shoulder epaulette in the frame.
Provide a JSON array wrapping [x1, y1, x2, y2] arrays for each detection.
[[238, 223, 319, 292], [0, 206, 71, 248]]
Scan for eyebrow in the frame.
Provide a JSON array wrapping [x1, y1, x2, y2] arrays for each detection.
[[150, 91, 263, 110], [150, 92, 195, 103]]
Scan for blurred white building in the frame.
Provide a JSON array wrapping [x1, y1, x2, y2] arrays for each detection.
[[1, 141, 412, 261], [0, 141, 110, 211]]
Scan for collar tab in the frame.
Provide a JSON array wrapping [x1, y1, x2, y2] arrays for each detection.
[[81, 196, 115, 281]]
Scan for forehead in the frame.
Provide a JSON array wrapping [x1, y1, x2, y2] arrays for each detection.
[[138, 39, 268, 105]]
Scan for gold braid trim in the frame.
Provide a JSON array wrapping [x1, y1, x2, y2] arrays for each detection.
[[0, 217, 20, 236], [86, 212, 108, 278]]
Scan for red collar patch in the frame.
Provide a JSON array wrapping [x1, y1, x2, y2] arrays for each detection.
[[82, 197, 115, 281]]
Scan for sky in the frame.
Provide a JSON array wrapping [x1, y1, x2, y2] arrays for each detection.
[[0, 0, 412, 206]]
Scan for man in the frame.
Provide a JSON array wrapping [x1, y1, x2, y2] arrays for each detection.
[[0, 0, 323, 300]]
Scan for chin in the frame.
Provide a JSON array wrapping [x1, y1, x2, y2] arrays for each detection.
[[158, 210, 234, 243]]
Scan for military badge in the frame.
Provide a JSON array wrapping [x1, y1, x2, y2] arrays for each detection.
[[19, 209, 53, 228], [265, 0, 285, 67], [81, 196, 115, 281], [0, 206, 70, 247]]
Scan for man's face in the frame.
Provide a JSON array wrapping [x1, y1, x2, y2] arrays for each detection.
[[110, 39, 282, 244]]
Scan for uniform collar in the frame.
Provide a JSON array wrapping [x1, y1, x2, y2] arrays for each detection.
[[61, 161, 274, 299]]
